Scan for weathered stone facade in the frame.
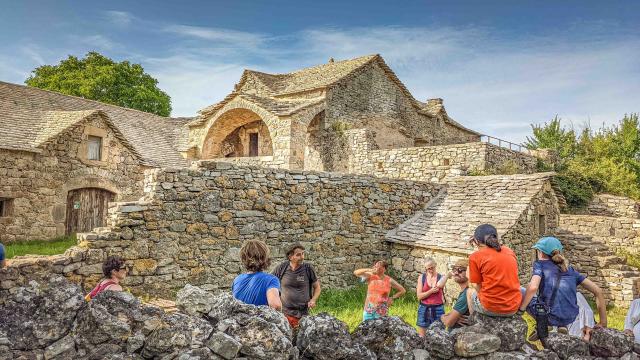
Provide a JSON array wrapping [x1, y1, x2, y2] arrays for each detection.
[[346, 128, 537, 182], [187, 55, 481, 172], [0, 162, 438, 297], [586, 193, 640, 218], [0, 113, 147, 242]]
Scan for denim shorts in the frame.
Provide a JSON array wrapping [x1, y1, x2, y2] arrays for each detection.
[[417, 303, 445, 328], [471, 292, 517, 317]]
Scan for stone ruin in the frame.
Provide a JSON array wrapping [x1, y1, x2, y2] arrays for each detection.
[[1, 275, 638, 360]]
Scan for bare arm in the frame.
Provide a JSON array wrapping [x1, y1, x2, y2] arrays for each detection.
[[354, 268, 375, 279], [308, 281, 321, 308], [267, 288, 282, 311], [104, 283, 124, 292], [580, 278, 607, 327], [390, 278, 406, 300], [435, 272, 451, 289], [519, 275, 541, 311], [440, 309, 462, 328]]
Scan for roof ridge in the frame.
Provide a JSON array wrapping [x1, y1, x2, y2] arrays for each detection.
[[242, 54, 378, 77], [0, 81, 183, 121]]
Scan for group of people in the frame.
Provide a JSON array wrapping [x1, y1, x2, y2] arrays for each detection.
[[79, 227, 640, 345]]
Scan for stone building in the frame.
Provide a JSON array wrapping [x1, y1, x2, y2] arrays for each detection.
[[185, 54, 481, 171], [0, 82, 189, 242]]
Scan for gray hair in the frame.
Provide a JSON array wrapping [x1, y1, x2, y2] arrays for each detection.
[[424, 257, 436, 267]]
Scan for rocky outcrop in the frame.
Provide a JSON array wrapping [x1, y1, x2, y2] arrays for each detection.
[[2, 277, 638, 360]]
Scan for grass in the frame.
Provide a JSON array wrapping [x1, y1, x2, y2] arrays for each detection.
[[618, 249, 640, 270], [4, 235, 77, 259], [311, 284, 627, 334]]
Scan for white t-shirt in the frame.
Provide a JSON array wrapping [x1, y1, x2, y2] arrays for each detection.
[[624, 299, 640, 344], [568, 292, 595, 338]]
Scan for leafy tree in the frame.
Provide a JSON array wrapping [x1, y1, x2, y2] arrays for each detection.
[[25, 52, 171, 116], [525, 116, 577, 169]]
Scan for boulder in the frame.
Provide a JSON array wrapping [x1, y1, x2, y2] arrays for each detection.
[[176, 284, 216, 316], [352, 316, 423, 360], [566, 356, 593, 360], [0, 276, 85, 350], [621, 352, 640, 360], [423, 323, 455, 359], [296, 313, 375, 360], [206, 332, 242, 359], [543, 333, 589, 360], [454, 332, 501, 357], [142, 312, 213, 358], [207, 292, 293, 360], [589, 327, 634, 358], [469, 313, 527, 352], [485, 352, 529, 360]]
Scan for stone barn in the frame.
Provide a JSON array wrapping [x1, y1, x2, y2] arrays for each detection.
[[0, 82, 189, 242]]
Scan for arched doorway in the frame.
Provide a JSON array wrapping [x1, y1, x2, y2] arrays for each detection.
[[65, 188, 115, 235], [202, 108, 274, 159], [304, 111, 326, 171]]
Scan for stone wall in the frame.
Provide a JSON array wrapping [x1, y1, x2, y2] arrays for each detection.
[[586, 194, 640, 218], [0, 113, 146, 242], [1, 162, 440, 298], [556, 214, 640, 307], [347, 130, 537, 182]]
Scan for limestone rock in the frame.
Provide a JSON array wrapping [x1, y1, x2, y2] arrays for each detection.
[[142, 312, 213, 358], [206, 332, 242, 359], [352, 316, 422, 360], [176, 284, 216, 316], [543, 333, 589, 360], [470, 313, 527, 352], [588, 327, 634, 358], [296, 312, 375, 360], [0, 276, 85, 350], [454, 332, 502, 357], [424, 324, 455, 359]]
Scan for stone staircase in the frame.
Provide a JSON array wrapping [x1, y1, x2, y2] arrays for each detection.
[[555, 214, 640, 307]]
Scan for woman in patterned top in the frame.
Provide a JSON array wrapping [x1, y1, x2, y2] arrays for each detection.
[[354, 260, 406, 321]]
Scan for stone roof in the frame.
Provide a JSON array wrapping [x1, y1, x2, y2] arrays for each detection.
[[193, 54, 480, 136], [0, 81, 189, 167], [386, 173, 556, 254]]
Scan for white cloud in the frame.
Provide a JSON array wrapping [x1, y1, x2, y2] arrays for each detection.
[[68, 34, 117, 51], [164, 25, 268, 48], [104, 10, 135, 27]]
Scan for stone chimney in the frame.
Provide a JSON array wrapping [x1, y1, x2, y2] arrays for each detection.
[[426, 98, 443, 107], [424, 98, 446, 116], [328, 57, 335, 63]]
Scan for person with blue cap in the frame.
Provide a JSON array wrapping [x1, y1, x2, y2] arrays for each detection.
[[520, 236, 607, 341]]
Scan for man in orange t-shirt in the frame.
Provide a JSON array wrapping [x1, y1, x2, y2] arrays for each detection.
[[467, 224, 522, 316]]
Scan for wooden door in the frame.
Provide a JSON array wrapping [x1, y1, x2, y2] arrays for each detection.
[[249, 133, 259, 156], [65, 188, 115, 235]]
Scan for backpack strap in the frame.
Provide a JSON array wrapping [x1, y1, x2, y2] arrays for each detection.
[[274, 262, 288, 280]]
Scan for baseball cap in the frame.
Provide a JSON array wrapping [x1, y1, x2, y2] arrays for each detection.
[[473, 224, 498, 242], [532, 237, 563, 256]]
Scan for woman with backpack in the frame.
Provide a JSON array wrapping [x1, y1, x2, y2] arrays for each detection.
[[416, 257, 449, 336], [520, 236, 607, 341], [85, 256, 127, 301]]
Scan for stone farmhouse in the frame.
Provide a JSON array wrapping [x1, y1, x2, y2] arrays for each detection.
[[1, 55, 639, 307]]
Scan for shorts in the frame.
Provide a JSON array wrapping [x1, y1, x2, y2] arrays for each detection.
[[363, 311, 382, 321], [417, 303, 445, 328], [285, 314, 301, 328], [471, 292, 518, 317]]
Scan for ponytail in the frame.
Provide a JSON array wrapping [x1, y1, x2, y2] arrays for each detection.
[[550, 250, 568, 272], [483, 234, 502, 252]]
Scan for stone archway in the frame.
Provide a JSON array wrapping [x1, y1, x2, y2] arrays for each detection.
[[304, 111, 327, 171], [202, 108, 275, 159]]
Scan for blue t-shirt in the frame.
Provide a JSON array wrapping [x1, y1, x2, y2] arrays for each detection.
[[232, 272, 280, 306], [0, 243, 5, 261], [532, 260, 586, 326]]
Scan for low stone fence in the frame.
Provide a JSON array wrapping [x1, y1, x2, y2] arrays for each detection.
[[559, 214, 640, 255], [347, 129, 537, 182], [208, 155, 286, 169], [1, 161, 439, 298], [586, 193, 640, 218]]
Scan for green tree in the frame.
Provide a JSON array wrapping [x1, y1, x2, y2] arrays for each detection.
[[25, 52, 171, 116], [525, 116, 577, 169]]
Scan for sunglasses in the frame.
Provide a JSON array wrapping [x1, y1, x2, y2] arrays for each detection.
[[452, 267, 466, 274]]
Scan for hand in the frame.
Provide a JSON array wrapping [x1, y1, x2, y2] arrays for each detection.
[[624, 329, 634, 336], [447, 271, 455, 278], [457, 315, 469, 326], [387, 298, 394, 306], [594, 322, 606, 329], [308, 299, 316, 309], [516, 308, 525, 316]]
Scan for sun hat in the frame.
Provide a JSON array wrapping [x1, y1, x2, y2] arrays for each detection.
[[532, 236, 563, 256]]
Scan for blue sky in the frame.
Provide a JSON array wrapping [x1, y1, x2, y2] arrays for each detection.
[[1, 0, 639, 143]]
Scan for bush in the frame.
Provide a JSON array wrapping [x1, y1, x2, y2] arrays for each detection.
[[552, 172, 596, 210]]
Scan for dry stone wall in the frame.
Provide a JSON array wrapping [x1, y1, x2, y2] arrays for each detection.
[[0, 114, 146, 242], [1, 161, 439, 298], [586, 193, 640, 218], [347, 129, 537, 182]]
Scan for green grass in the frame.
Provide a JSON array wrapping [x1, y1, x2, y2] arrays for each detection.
[[618, 249, 640, 270], [4, 235, 77, 259], [311, 285, 627, 333]]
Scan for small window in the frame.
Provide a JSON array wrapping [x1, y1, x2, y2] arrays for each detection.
[[88, 136, 102, 161], [0, 198, 14, 217], [442, 159, 450, 166], [538, 214, 546, 235]]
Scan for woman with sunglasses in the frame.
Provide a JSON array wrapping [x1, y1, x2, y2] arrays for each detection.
[[85, 255, 128, 301], [416, 257, 450, 336]]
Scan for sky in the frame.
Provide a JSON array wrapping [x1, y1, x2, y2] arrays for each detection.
[[1, 0, 639, 143]]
